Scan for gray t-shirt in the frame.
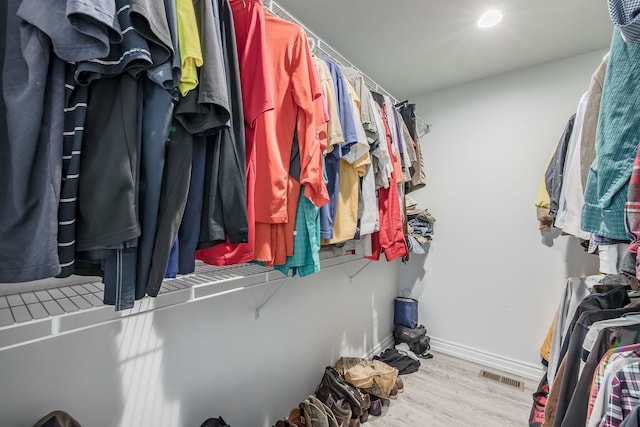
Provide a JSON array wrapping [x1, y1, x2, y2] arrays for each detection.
[[0, 0, 119, 283]]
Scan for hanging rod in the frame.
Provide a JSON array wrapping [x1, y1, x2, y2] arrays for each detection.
[[269, 1, 431, 133]]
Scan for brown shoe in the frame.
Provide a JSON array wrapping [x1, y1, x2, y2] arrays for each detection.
[[330, 399, 352, 427], [288, 407, 310, 426], [388, 384, 398, 400], [395, 377, 404, 393], [360, 409, 369, 423], [368, 397, 383, 417]]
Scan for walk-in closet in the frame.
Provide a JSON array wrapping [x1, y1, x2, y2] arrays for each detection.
[[2, 0, 634, 426]]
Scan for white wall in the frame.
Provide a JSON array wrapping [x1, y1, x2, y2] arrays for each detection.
[[401, 50, 607, 373], [0, 259, 398, 427]]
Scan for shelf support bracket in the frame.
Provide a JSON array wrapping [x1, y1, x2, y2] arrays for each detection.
[[255, 277, 290, 320], [349, 260, 372, 283]]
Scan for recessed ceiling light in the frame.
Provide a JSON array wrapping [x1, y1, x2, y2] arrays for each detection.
[[477, 10, 503, 29]]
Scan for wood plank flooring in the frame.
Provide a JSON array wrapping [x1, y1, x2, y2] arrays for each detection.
[[365, 352, 537, 427]]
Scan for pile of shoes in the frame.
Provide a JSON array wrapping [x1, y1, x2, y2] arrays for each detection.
[[272, 358, 405, 426]]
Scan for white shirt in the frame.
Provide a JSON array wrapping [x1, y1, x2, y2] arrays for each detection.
[[555, 91, 589, 237]]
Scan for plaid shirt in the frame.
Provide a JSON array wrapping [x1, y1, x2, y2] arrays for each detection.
[[601, 361, 640, 426], [624, 147, 640, 279], [274, 186, 321, 277], [581, 27, 640, 240], [589, 346, 640, 419]]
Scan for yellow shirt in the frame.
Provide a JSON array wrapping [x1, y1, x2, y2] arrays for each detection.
[[536, 148, 555, 231], [322, 81, 371, 244], [540, 315, 555, 363], [176, 0, 204, 96]]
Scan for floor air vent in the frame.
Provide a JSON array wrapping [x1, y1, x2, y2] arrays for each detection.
[[479, 369, 524, 390]]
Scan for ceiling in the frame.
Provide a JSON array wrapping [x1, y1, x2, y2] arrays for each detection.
[[273, 0, 615, 100]]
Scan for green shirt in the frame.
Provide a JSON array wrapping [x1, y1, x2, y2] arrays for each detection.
[[582, 28, 640, 240], [275, 186, 321, 277]]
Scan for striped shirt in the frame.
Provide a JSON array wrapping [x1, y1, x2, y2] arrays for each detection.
[[56, 64, 88, 278], [75, 0, 153, 85]]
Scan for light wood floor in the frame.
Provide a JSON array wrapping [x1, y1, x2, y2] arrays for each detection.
[[365, 352, 537, 427]]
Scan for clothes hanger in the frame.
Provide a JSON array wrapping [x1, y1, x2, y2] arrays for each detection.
[[307, 37, 317, 55]]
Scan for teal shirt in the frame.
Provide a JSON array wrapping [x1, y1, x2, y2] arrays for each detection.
[[275, 186, 321, 277], [581, 28, 640, 240]]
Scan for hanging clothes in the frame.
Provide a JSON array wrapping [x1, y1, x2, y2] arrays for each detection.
[[622, 145, 640, 279], [341, 68, 380, 239], [134, 0, 179, 294], [253, 12, 328, 265], [252, 13, 327, 226], [543, 286, 635, 427], [580, 53, 609, 190], [370, 96, 394, 191], [398, 102, 427, 193], [366, 94, 408, 262], [152, 0, 248, 293], [56, 66, 89, 278], [1, 0, 429, 306], [536, 149, 556, 233], [545, 114, 575, 222], [587, 344, 640, 426], [321, 75, 370, 245], [273, 83, 329, 277], [315, 58, 345, 240], [71, 0, 160, 309], [554, 92, 588, 232], [582, 27, 640, 241], [143, 0, 203, 299], [558, 92, 591, 241], [195, 0, 274, 267], [0, 0, 120, 283], [318, 58, 359, 242]]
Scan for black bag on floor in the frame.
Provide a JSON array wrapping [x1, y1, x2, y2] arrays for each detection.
[[373, 348, 420, 375], [393, 324, 430, 355]]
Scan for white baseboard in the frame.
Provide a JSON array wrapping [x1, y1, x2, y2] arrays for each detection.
[[364, 334, 395, 359], [429, 336, 545, 381]]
